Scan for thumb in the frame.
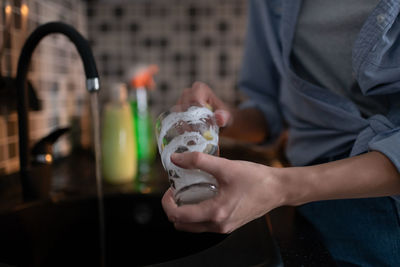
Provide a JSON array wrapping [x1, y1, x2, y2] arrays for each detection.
[[171, 152, 225, 179]]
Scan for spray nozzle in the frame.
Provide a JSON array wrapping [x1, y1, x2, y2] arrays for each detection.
[[130, 64, 159, 90]]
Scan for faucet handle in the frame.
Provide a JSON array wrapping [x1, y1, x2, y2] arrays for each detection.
[[31, 127, 70, 164]]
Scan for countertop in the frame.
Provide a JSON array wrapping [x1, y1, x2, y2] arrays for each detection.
[[0, 141, 336, 266]]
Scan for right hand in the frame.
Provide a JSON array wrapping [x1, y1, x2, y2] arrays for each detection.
[[178, 81, 232, 127], [162, 151, 286, 234]]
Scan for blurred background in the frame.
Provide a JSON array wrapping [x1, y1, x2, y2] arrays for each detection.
[[0, 0, 248, 175]]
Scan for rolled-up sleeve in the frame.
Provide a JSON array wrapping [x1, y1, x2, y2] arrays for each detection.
[[238, 0, 284, 143], [366, 114, 400, 203], [369, 127, 400, 173], [351, 1, 400, 174]]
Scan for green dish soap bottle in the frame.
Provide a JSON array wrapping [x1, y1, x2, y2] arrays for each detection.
[[128, 65, 158, 190], [101, 83, 137, 184]]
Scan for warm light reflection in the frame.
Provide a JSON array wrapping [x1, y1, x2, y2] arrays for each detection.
[[5, 4, 12, 15], [21, 3, 29, 16], [45, 154, 53, 163]]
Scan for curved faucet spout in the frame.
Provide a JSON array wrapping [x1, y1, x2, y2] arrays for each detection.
[[16, 21, 100, 200]]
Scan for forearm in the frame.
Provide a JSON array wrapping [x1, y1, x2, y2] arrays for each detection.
[[220, 107, 269, 143], [280, 151, 400, 206]]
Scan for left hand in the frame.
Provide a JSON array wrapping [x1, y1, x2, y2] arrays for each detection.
[[161, 152, 286, 234]]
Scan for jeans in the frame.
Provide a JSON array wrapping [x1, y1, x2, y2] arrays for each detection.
[[298, 194, 400, 266]]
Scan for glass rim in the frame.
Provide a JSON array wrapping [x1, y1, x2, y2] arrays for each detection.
[[156, 102, 214, 121]]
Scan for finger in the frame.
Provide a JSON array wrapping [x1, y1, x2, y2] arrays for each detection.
[[161, 188, 179, 222], [178, 89, 206, 107], [214, 109, 232, 127], [192, 82, 219, 107], [186, 82, 229, 113], [191, 82, 211, 106], [171, 152, 227, 178], [163, 196, 219, 223], [176, 88, 192, 105], [162, 187, 217, 223], [191, 81, 209, 95], [194, 84, 231, 117]]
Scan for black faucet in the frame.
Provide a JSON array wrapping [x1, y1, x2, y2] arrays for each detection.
[[16, 22, 100, 201]]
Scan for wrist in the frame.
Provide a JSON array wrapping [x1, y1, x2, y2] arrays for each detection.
[[278, 166, 317, 207]]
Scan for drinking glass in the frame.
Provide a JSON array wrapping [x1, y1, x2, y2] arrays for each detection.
[[155, 103, 219, 205]]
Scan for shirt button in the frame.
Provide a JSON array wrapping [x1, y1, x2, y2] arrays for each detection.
[[376, 14, 386, 26]]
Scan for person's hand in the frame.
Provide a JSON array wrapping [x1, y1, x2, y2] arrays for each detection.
[[178, 81, 232, 127], [161, 151, 286, 234]]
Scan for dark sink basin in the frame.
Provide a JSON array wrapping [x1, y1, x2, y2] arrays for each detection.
[[0, 193, 282, 267]]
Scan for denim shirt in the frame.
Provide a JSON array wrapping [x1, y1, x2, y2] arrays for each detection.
[[239, 0, 400, 202]]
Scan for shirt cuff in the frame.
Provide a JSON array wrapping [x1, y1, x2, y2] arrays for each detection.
[[368, 127, 400, 173]]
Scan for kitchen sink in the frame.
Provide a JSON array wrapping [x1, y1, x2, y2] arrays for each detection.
[[0, 193, 282, 267]]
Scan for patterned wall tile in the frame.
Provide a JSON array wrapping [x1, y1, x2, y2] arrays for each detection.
[[0, 0, 250, 176], [87, 0, 248, 118], [0, 0, 89, 175]]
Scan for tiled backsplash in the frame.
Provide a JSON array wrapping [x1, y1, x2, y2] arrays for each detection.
[[0, 0, 248, 175], [0, 0, 89, 175], [87, 0, 248, 119]]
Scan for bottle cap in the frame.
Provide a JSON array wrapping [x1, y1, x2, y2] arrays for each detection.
[[130, 64, 159, 89]]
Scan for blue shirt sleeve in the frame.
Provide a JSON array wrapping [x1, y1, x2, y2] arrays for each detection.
[[351, 3, 400, 174], [238, 0, 284, 144], [369, 127, 400, 172]]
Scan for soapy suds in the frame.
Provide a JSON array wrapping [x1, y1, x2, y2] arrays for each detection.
[[157, 106, 219, 198]]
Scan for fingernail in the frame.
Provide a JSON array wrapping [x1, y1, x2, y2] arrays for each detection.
[[171, 153, 183, 163], [215, 110, 230, 127]]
